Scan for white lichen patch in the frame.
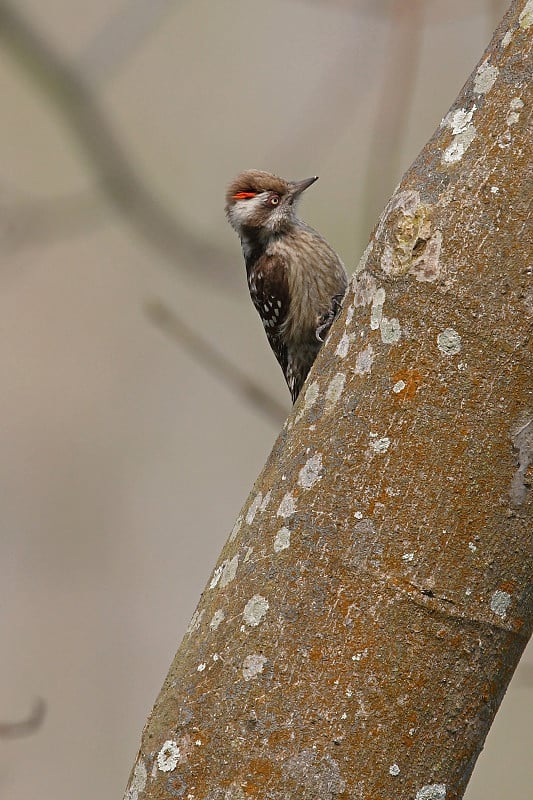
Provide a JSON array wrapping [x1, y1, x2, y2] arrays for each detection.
[[125, 758, 147, 800], [354, 343, 374, 375], [352, 648, 368, 661], [304, 380, 320, 408], [229, 515, 243, 543], [490, 589, 511, 618], [443, 124, 476, 164], [437, 327, 462, 356], [498, 129, 512, 149], [402, 552, 415, 562], [345, 305, 355, 326], [335, 332, 351, 358], [370, 287, 386, 330], [246, 492, 263, 525], [157, 740, 180, 772], [358, 242, 373, 272], [243, 546, 253, 563], [352, 270, 378, 307], [501, 29, 512, 47], [197, 662, 206, 672], [260, 490, 272, 512], [474, 60, 499, 94], [416, 785, 447, 800], [274, 526, 291, 552], [507, 97, 524, 126], [277, 491, 297, 518], [209, 563, 224, 589], [444, 106, 476, 134], [210, 555, 239, 590], [295, 380, 321, 423], [380, 317, 401, 344], [298, 453, 323, 489], [326, 372, 346, 409], [511, 417, 533, 506], [220, 554, 239, 588], [242, 653, 267, 681], [392, 379, 406, 394], [209, 608, 225, 630], [370, 436, 391, 454], [519, 0, 533, 28], [243, 594, 269, 627], [355, 241, 373, 275], [389, 764, 400, 777], [186, 608, 205, 635]]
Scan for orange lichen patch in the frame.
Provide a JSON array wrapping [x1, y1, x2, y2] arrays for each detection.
[[451, 428, 471, 458], [335, 592, 356, 619], [499, 580, 517, 594], [243, 758, 281, 795], [402, 732, 416, 748], [268, 728, 293, 750], [309, 644, 323, 662], [511, 617, 526, 633], [391, 368, 422, 400]]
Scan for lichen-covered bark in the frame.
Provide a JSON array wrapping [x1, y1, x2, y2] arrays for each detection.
[[125, 4, 532, 799]]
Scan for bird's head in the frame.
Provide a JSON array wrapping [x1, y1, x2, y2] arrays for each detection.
[[225, 170, 318, 236]]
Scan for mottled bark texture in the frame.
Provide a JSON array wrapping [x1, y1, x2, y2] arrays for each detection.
[[125, 4, 532, 799]]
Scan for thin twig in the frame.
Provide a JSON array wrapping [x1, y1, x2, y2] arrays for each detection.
[[0, 188, 105, 251], [0, 698, 46, 738], [0, 1, 237, 290], [146, 299, 288, 425], [77, 0, 183, 85]]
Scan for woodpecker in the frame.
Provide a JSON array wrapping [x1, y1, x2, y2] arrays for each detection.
[[226, 170, 348, 402]]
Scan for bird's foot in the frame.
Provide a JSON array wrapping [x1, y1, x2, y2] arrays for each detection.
[[316, 294, 344, 342]]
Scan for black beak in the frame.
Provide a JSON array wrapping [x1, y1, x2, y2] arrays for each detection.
[[287, 176, 319, 202]]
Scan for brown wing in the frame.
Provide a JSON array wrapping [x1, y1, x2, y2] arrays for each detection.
[[247, 252, 290, 378]]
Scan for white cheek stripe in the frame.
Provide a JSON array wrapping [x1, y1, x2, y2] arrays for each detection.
[[230, 193, 268, 227]]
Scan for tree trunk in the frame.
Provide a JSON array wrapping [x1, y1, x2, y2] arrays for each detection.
[[125, 3, 532, 799]]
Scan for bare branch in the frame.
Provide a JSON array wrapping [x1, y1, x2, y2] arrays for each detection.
[[0, 698, 46, 738], [76, 0, 183, 85], [0, 1, 238, 290], [0, 187, 105, 252], [146, 300, 288, 426]]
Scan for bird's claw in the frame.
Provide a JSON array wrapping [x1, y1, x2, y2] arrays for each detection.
[[316, 294, 344, 342]]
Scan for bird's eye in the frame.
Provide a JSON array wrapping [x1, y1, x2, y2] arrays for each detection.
[[270, 195, 280, 206]]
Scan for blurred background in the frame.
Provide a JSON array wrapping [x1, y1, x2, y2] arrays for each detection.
[[0, 1, 530, 798]]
